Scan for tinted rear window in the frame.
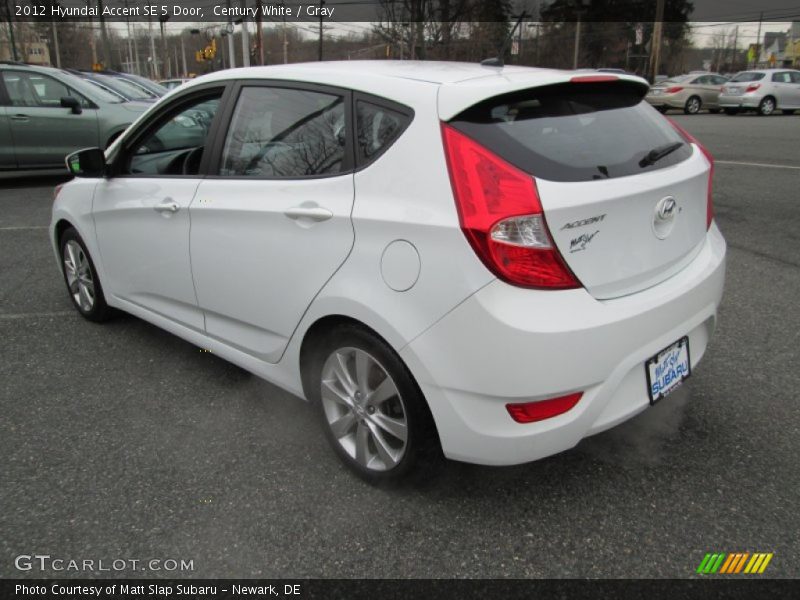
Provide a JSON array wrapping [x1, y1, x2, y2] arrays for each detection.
[[730, 72, 765, 82], [449, 82, 691, 182]]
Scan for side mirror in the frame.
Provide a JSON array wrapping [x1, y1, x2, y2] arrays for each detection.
[[65, 147, 106, 178], [60, 96, 82, 115]]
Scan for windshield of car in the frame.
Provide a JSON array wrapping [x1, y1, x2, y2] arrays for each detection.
[[94, 73, 155, 100], [61, 72, 125, 103], [730, 72, 766, 82]]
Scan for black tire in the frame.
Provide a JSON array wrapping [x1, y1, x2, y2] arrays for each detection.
[[758, 96, 776, 116], [307, 324, 441, 484], [684, 96, 702, 115], [59, 227, 113, 322], [709, 108, 721, 114], [782, 109, 796, 115], [724, 108, 739, 115]]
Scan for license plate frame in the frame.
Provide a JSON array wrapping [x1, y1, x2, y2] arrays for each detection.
[[645, 336, 691, 405]]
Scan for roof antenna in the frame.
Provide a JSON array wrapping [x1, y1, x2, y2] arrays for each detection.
[[481, 12, 530, 68]]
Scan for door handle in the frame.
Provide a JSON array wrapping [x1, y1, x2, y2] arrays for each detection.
[[154, 200, 180, 214], [10, 114, 29, 121], [284, 206, 333, 222]]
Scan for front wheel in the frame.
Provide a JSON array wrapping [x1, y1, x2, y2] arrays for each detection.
[[758, 97, 776, 116], [60, 227, 112, 322], [309, 325, 440, 483]]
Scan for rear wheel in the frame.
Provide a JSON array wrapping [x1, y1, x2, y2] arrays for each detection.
[[684, 96, 702, 115], [309, 325, 440, 483], [758, 96, 776, 116], [59, 227, 112, 322], [724, 108, 739, 115]]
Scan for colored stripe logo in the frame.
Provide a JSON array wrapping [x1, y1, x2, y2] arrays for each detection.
[[697, 552, 773, 574]]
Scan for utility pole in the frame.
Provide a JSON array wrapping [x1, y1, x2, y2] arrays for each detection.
[[240, 0, 250, 67], [318, 0, 325, 61], [160, 18, 169, 78], [97, 0, 113, 68], [87, 0, 98, 66], [516, 17, 524, 64], [226, 0, 236, 68], [148, 17, 158, 78], [572, 1, 587, 69], [754, 11, 763, 68], [3, 0, 19, 61], [283, 7, 288, 63], [650, 0, 665, 83], [51, 18, 61, 68], [181, 35, 187, 76], [124, 0, 133, 72], [254, 0, 264, 65], [132, 23, 141, 75]]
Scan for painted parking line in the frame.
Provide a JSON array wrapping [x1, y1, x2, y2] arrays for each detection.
[[0, 226, 48, 231], [716, 160, 800, 170], [0, 311, 74, 320]]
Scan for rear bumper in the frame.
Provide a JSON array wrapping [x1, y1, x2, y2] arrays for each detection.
[[719, 93, 761, 109], [400, 224, 726, 466], [645, 95, 684, 109]]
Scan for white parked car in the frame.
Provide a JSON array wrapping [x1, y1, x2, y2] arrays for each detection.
[[718, 69, 800, 115], [51, 62, 726, 482]]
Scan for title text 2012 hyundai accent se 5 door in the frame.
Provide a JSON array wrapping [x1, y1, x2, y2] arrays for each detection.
[[51, 62, 726, 482]]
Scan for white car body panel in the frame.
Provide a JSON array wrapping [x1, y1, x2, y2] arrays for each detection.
[[93, 177, 205, 331], [50, 61, 726, 468]]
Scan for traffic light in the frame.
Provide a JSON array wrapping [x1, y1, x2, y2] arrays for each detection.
[[195, 50, 204, 63]]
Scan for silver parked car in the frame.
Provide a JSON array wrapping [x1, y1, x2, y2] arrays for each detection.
[[0, 64, 150, 176], [645, 73, 729, 114], [719, 69, 800, 115]]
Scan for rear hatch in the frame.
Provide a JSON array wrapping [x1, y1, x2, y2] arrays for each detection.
[[445, 77, 711, 299]]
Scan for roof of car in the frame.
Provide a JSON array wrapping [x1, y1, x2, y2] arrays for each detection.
[[188, 60, 574, 87]]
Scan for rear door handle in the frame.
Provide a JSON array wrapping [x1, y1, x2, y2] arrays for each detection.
[[10, 114, 29, 121], [284, 206, 333, 222], [154, 200, 180, 214]]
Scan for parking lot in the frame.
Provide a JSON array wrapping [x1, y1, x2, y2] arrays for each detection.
[[1, 112, 798, 579]]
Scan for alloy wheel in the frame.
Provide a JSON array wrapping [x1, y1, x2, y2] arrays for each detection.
[[759, 98, 775, 115], [320, 347, 408, 472], [686, 97, 701, 114], [63, 240, 95, 312]]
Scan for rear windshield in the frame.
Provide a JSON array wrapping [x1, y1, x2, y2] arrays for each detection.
[[449, 82, 691, 182], [729, 72, 765, 82]]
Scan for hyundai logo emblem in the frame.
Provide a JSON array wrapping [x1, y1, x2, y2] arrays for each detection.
[[657, 196, 677, 221]]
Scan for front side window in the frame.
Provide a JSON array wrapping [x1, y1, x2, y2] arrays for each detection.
[[125, 93, 221, 176], [220, 86, 346, 178], [2, 71, 71, 107], [771, 72, 792, 83]]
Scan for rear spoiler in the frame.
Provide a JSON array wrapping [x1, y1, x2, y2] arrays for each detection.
[[437, 70, 650, 121]]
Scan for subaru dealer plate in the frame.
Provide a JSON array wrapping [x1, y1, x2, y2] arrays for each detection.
[[646, 337, 691, 404]]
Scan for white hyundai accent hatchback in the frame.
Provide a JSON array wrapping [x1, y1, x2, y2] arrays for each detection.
[[51, 61, 726, 482]]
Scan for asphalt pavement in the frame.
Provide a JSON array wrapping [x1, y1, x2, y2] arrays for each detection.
[[1, 113, 798, 579]]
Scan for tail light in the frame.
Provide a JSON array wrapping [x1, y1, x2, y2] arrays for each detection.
[[440, 123, 580, 289], [668, 119, 714, 230], [664, 86, 684, 94], [507, 392, 583, 423], [745, 83, 761, 93]]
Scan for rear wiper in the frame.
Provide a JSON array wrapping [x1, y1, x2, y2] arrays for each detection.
[[639, 141, 683, 168]]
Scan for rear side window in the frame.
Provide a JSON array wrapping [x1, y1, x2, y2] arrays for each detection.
[[449, 81, 691, 182], [730, 72, 765, 82], [355, 99, 411, 166], [220, 86, 346, 178]]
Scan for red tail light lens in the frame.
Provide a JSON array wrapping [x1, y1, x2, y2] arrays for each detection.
[[745, 83, 761, 93], [668, 119, 714, 230], [440, 123, 580, 289], [506, 392, 583, 423], [664, 86, 684, 94]]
